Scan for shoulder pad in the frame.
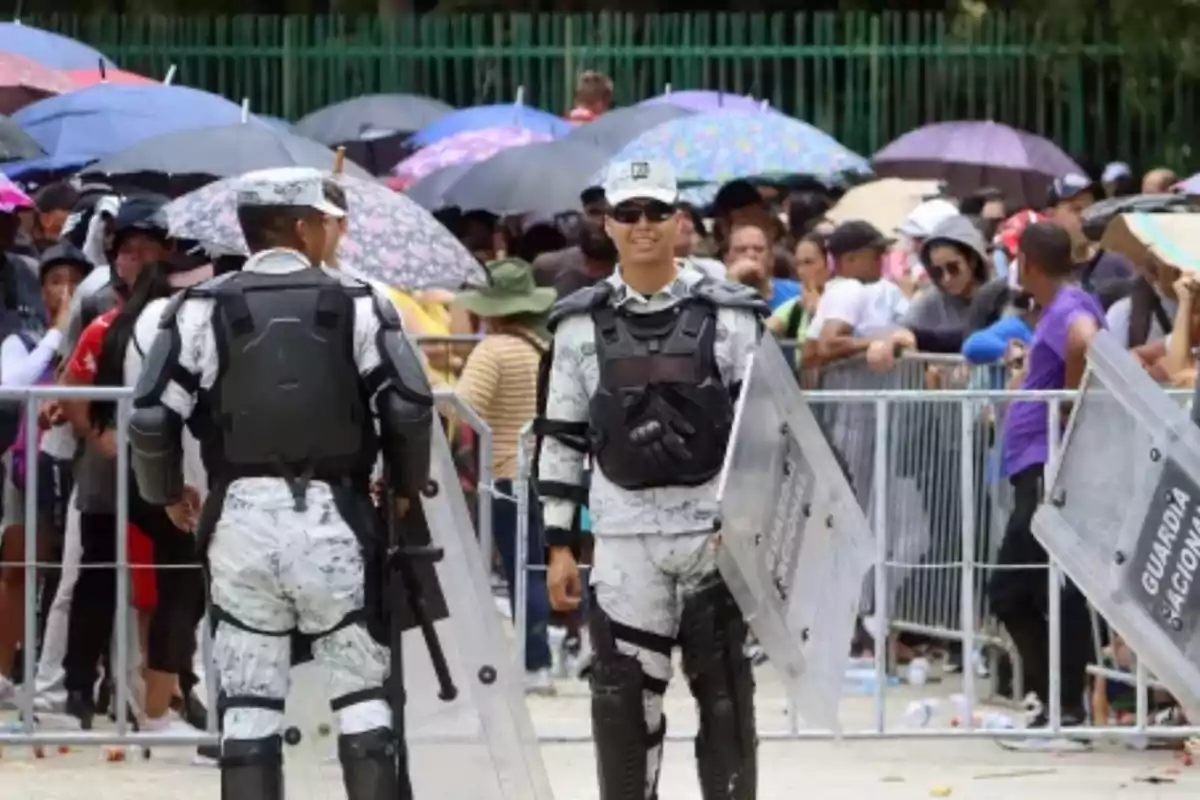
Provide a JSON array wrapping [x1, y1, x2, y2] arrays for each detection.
[[548, 282, 613, 330], [370, 290, 403, 329], [690, 280, 770, 317]]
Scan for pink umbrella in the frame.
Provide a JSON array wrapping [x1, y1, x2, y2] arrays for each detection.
[[66, 68, 158, 88], [0, 53, 74, 114], [0, 174, 33, 213], [392, 126, 551, 184]]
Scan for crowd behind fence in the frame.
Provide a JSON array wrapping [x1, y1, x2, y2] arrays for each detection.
[[2, 340, 1198, 754]]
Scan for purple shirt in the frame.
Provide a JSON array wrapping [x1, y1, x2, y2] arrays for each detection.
[[1002, 286, 1105, 477]]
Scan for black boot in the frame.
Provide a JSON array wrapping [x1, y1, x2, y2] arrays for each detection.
[[220, 735, 284, 800], [339, 727, 399, 800]]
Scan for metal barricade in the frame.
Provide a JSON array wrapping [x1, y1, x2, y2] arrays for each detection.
[[0, 385, 219, 750], [511, 387, 1200, 743]]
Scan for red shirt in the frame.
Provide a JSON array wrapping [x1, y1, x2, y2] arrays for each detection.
[[65, 308, 119, 385]]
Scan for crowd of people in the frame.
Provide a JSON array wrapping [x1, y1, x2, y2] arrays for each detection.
[[0, 62, 1194, 783]]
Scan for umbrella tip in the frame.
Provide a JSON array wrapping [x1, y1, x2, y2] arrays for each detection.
[[241, 98, 250, 123], [334, 147, 345, 175], [514, 86, 525, 106]]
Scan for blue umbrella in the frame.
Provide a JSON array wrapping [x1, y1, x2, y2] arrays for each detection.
[[593, 111, 870, 187], [408, 103, 571, 148], [10, 84, 257, 176], [256, 115, 294, 132], [0, 22, 116, 70]]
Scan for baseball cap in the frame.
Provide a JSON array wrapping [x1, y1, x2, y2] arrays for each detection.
[[1102, 162, 1131, 184], [236, 167, 345, 218], [602, 160, 678, 206], [826, 220, 894, 257], [1047, 173, 1094, 206]]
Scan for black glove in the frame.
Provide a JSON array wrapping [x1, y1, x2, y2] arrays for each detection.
[[626, 399, 696, 474]]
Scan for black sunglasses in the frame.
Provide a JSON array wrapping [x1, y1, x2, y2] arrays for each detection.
[[609, 200, 675, 225], [928, 259, 964, 282]]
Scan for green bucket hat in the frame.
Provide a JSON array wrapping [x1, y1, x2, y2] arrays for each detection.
[[457, 258, 557, 318]]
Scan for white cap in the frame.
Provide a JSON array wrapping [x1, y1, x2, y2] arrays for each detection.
[[897, 198, 958, 239], [602, 159, 678, 206], [236, 167, 345, 218]]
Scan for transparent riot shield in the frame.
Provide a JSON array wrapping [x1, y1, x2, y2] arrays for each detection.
[[1032, 330, 1200, 721], [283, 422, 555, 799], [715, 334, 876, 731]]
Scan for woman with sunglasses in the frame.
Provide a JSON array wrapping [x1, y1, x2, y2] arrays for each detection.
[[868, 214, 1003, 370]]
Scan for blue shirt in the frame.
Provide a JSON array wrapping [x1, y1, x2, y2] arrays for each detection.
[[767, 278, 801, 312]]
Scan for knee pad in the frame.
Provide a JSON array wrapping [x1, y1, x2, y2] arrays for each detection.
[[220, 735, 284, 800], [339, 727, 398, 800], [588, 604, 668, 800], [679, 582, 757, 800]]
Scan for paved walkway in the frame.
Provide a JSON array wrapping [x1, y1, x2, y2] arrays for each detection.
[[2, 662, 1195, 799]]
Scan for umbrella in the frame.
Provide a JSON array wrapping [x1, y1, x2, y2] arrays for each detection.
[[65, 68, 157, 88], [80, 122, 373, 195], [10, 84, 255, 176], [1082, 193, 1199, 242], [595, 111, 870, 187], [441, 139, 609, 215], [564, 104, 695, 154], [0, 114, 43, 161], [0, 22, 117, 70], [295, 93, 455, 175], [640, 90, 768, 114], [296, 93, 454, 144], [408, 102, 571, 148], [872, 121, 1084, 209], [403, 162, 474, 210], [1100, 213, 1200, 278], [393, 127, 552, 185], [257, 116, 293, 132], [826, 178, 945, 235], [0, 174, 32, 213], [165, 173, 483, 289], [1176, 173, 1200, 195], [0, 53, 74, 114]]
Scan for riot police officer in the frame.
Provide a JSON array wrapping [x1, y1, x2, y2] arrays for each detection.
[[534, 161, 767, 800], [127, 167, 434, 800]]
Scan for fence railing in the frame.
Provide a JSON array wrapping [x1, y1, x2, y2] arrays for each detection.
[[509, 377, 1200, 740], [23, 11, 1197, 167]]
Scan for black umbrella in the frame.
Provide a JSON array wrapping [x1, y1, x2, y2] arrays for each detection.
[[0, 114, 43, 161], [565, 103, 695, 154], [440, 139, 610, 216], [81, 122, 373, 195], [295, 94, 455, 175], [404, 162, 473, 211]]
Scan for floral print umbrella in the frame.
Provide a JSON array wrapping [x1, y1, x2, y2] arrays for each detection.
[[165, 173, 484, 290], [594, 111, 870, 186], [0, 52, 74, 114], [392, 126, 551, 184]]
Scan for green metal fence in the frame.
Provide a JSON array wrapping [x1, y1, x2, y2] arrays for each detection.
[[23, 12, 1199, 169]]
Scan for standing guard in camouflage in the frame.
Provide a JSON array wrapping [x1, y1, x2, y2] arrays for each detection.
[[534, 160, 767, 800], [126, 167, 435, 800]]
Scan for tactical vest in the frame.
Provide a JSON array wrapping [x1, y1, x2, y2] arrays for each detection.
[[200, 269, 377, 489], [588, 298, 735, 490]]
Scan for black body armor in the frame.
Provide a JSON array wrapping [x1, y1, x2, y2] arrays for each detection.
[[200, 268, 377, 493], [548, 278, 766, 492]]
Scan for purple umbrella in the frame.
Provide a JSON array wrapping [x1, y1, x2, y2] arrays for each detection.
[[872, 120, 1084, 208], [392, 126, 551, 184], [641, 90, 769, 115]]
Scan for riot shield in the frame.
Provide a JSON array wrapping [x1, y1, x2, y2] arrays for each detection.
[[283, 423, 555, 799], [715, 334, 876, 731], [1032, 330, 1200, 721]]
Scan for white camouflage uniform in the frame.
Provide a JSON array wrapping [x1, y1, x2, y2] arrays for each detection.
[[158, 248, 391, 741], [539, 262, 759, 793]]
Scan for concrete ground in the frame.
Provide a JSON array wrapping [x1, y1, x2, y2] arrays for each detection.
[[2, 660, 1196, 800]]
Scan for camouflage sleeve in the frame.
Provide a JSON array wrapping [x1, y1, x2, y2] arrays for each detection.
[[723, 307, 763, 387], [537, 317, 591, 533]]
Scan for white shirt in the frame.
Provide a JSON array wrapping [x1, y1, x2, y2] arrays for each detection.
[[1105, 294, 1177, 347], [159, 250, 384, 492], [130, 297, 208, 499], [1, 329, 62, 388], [538, 264, 762, 536], [805, 276, 910, 339]]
